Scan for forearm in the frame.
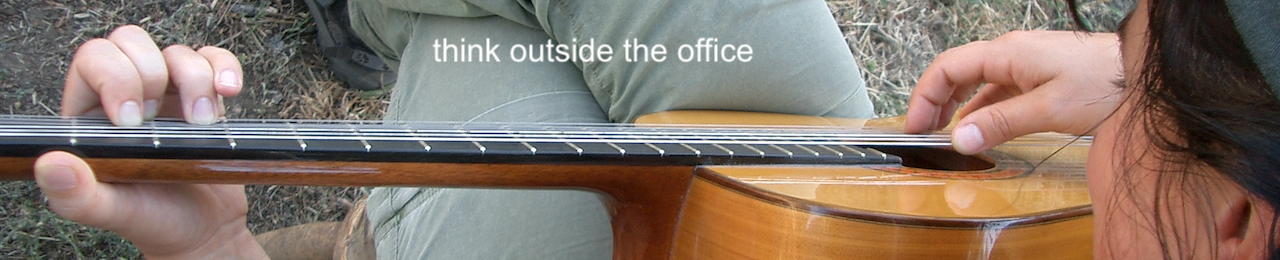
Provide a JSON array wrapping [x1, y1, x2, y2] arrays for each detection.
[[144, 225, 268, 260]]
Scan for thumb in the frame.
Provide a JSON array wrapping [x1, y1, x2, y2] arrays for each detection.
[[34, 151, 127, 231], [950, 94, 1052, 155]]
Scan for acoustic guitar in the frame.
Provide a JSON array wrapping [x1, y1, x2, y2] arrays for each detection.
[[0, 110, 1093, 259]]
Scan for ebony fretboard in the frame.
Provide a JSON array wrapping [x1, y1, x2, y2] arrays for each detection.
[[0, 115, 931, 166]]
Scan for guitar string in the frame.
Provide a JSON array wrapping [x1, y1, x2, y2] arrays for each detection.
[[0, 114, 1062, 137], [0, 128, 1084, 147], [0, 115, 1090, 147], [0, 120, 1081, 141], [0, 129, 1084, 147]]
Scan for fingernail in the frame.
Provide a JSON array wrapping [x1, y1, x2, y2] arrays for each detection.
[[35, 163, 77, 191], [217, 70, 240, 89], [143, 99, 159, 119], [191, 97, 217, 125], [954, 124, 985, 154], [117, 101, 142, 126]]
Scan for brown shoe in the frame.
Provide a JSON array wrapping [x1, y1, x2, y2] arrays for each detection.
[[255, 221, 342, 260], [334, 198, 375, 260], [254, 197, 375, 260]]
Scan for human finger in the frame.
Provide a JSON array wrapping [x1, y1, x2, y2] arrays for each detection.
[[62, 40, 146, 126], [105, 25, 168, 119], [955, 83, 1023, 120], [195, 46, 242, 97], [161, 45, 220, 125], [948, 90, 1057, 154], [196, 46, 242, 118], [905, 40, 1000, 134]]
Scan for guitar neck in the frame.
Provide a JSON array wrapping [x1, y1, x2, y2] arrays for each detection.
[[0, 115, 911, 168]]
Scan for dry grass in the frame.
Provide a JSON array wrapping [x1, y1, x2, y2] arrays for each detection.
[[0, 0, 1130, 257], [835, 0, 1131, 116]]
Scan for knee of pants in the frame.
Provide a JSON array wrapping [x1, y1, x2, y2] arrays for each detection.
[[595, 56, 875, 123], [553, 0, 876, 122]]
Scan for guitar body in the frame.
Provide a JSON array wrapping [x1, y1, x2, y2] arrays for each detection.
[[0, 111, 1093, 259], [639, 111, 1092, 259]]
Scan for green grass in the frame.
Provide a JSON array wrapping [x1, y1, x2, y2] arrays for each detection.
[[1, 182, 140, 259]]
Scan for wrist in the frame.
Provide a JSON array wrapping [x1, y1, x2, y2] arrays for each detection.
[[143, 225, 268, 260]]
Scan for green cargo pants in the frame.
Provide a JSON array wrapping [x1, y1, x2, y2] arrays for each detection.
[[347, 0, 874, 258]]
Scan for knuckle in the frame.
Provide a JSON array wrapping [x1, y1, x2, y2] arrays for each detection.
[[108, 25, 147, 39], [161, 44, 195, 54], [96, 74, 140, 94], [984, 108, 1017, 140], [994, 30, 1034, 43], [74, 39, 115, 56], [933, 48, 961, 62], [170, 66, 213, 88], [172, 68, 213, 86], [196, 46, 229, 55]]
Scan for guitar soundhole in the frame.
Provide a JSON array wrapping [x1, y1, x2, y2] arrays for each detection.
[[870, 146, 996, 172]]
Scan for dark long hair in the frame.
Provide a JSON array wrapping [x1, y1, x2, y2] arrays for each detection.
[[1071, 0, 1280, 259]]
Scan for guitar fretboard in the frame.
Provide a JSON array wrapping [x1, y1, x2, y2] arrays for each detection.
[[0, 115, 936, 166]]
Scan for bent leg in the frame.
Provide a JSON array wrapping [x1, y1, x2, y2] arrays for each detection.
[[531, 0, 875, 122]]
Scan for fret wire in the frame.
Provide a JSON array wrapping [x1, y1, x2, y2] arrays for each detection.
[[455, 123, 486, 155], [647, 131, 699, 157], [865, 147, 890, 160], [836, 145, 868, 157], [286, 122, 307, 151], [223, 121, 237, 149], [592, 128, 624, 155], [793, 144, 821, 157], [816, 145, 844, 159], [767, 144, 794, 158], [723, 135, 764, 158], [398, 123, 431, 151], [348, 123, 372, 152], [644, 143, 665, 156], [709, 143, 735, 157], [68, 117, 78, 146], [541, 124, 584, 156], [606, 142, 626, 155], [565, 142, 584, 155], [740, 143, 766, 158], [504, 125, 539, 154], [520, 142, 537, 154], [149, 121, 161, 148]]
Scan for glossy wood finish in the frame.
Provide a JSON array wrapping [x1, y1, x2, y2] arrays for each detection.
[[672, 170, 1092, 259], [642, 111, 1093, 259]]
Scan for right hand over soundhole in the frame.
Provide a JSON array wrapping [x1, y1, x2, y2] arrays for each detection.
[[904, 30, 1126, 154]]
